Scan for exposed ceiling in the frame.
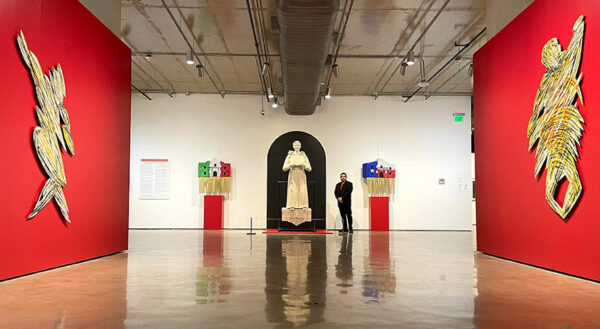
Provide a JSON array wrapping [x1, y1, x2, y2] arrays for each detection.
[[122, 0, 486, 99]]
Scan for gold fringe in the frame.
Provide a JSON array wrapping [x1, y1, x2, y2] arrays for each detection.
[[199, 177, 232, 194], [367, 178, 395, 195]]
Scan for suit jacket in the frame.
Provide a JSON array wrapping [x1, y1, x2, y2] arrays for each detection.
[[334, 181, 353, 206]]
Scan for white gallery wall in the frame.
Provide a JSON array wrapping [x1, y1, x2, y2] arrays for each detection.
[[129, 94, 472, 230]]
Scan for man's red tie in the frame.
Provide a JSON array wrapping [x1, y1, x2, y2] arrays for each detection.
[[340, 182, 344, 191]]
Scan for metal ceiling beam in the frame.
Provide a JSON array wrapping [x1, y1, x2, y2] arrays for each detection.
[[123, 2, 478, 12], [132, 51, 470, 60], [388, 0, 435, 56], [425, 60, 471, 99], [403, 27, 486, 102], [131, 84, 152, 100], [170, 0, 227, 93], [378, 91, 472, 97], [368, 0, 435, 93], [405, 10, 484, 88], [159, 0, 224, 98], [135, 89, 472, 97], [122, 34, 175, 93], [246, 0, 270, 102], [375, 0, 451, 95], [254, 0, 275, 93], [131, 60, 167, 90], [324, 0, 354, 94]]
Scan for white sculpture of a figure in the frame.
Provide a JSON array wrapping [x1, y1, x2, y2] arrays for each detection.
[[282, 141, 312, 208]]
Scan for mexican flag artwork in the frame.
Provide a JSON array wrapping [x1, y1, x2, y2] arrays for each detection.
[[198, 158, 232, 194]]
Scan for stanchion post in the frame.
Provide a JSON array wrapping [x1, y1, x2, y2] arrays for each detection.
[[246, 216, 256, 235]]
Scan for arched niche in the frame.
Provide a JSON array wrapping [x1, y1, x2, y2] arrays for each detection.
[[266, 131, 326, 229]]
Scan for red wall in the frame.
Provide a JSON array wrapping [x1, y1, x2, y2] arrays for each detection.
[[474, 0, 600, 281], [0, 0, 130, 280]]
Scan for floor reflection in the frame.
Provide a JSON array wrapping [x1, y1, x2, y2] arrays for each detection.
[[0, 253, 128, 329], [362, 232, 396, 303], [335, 233, 353, 293], [1, 231, 599, 329], [474, 253, 600, 328], [196, 230, 231, 304], [265, 235, 327, 327]]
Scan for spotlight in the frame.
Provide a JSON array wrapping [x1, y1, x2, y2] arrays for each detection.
[[267, 87, 274, 99], [272, 97, 279, 108], [186, 50, 194, 65], [417, 57, 428, 87], [332, 64, 340, 77], [196, 64, 204, 78], [145, 53, 152, 61], [400, 62, 408, 76], [167, 89, 175, 97], [325, 88, 331, 99], [262, 63, 270, 75], [468, 63, 473, 77], [406, 50, 415, 66]]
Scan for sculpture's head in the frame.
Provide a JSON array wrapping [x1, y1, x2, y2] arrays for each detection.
[[541, 38, 562, 71], [293, 140, 301, 152]]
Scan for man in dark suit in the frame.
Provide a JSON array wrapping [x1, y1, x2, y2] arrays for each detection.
[[334, 173, 353, 233]]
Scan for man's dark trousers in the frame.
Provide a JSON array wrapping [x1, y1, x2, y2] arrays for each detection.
[[339, 204, 353, 231]]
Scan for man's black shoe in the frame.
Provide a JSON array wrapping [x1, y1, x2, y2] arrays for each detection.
[[349, 229, 353, 233]]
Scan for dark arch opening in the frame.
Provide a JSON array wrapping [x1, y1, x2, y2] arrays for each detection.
[[266, 131, 326, 229]]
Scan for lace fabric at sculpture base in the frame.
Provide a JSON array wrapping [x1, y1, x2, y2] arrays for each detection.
[[282, 208, 312, 226]]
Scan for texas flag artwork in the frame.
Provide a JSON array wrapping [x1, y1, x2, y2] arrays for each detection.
[[362, 159, 395, 195]]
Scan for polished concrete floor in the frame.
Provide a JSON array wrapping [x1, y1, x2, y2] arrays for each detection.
[[1, 230, 599, 329]]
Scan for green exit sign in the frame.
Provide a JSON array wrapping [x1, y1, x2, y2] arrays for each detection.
[[453, 112, 465, 122]]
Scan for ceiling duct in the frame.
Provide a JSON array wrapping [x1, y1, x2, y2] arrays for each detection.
[[277, 0, 339, 115]]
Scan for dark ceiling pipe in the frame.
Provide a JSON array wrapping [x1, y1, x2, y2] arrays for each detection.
[[131, 84, 152, 100], [376, 0, 451, 95], [160, 0, 224, 98], [246, 0, 270, 102], [324, 0, 354, 94], [403, 27, 487, 102], [278, 0, 339, 115]]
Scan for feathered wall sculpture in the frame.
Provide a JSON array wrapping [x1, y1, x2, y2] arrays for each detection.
[[17, 31, 75, 222], [527, 16, 585, 219]]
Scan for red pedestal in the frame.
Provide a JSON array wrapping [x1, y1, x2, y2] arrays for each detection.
[[204, 195, 224, 230], [370, 196, 389, 231]]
